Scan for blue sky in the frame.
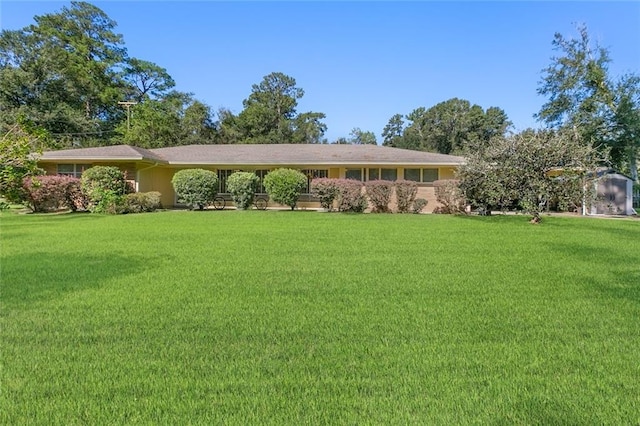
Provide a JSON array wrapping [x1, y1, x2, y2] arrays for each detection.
[[2, 1, 639, 143]]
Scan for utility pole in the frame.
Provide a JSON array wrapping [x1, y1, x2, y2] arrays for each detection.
[[118, 101, 138, 130]]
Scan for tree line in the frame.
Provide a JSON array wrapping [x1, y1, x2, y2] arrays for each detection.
[[1, 2, 638, 181]]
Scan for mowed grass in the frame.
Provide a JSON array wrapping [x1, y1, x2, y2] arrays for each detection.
[[1, 211, 639, 424]]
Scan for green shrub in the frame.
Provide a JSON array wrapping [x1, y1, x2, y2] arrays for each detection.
[[171, 169, 218, 210], [123, 191, 162, 213], [91, 189, 126, 214], [227, 172, 259, 210], [412, 198, 428, 214], [310, 178, 339, 211], [395, 180, 418, 213], [365, 180, 394, 213], [81, 166, 131, 211], [335, 179, 367, 213], [263, 168, 307, 210]]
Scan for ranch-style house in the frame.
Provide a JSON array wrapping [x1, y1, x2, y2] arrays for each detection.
[[37, 143, 465, 212]]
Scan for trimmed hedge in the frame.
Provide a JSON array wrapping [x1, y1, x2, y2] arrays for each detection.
[[22, 175, 86, 212], [433, 180, 466, 214], [394, 180, 418, 213], [227, 172, 259, 210], [171, 169, 218, 210], [81, 166, 132, 212], [263, 168, 307, 210], [336, 179, 367, 213], [365, 180, 393, 213], [123, 191, 162, 213], [310, 178, 339, 211]]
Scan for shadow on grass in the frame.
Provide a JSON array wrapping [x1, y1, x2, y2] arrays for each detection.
[[1, 251, 145, 309], [550, 242, 640, 305]]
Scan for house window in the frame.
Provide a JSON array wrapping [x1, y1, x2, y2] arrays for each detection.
[[404, 168, 421, 182], [302, 169, 328, 194], [345, 168, 363, 181], [367, 168, 379, 181], [217, 169, 235, 193], [422, 168, 439, 183], [57, 164, 91, 178], [381, 168, 397, 181], [254, 169, 269, 194]]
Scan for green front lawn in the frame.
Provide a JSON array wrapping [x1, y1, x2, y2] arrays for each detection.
[[1, 211, 639, 424]]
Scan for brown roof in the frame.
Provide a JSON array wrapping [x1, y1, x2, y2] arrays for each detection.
[[38, 144, 166, 163], [39, 144, 465, 166]]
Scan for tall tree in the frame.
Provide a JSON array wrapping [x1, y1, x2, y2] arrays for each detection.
[[381, 114, 405, 147], [390, 99, 510, 154], [349, 128, 377, 145], [0, 2, 128, 145], [536, 24, 640, 181], [122, 58, 175, 102], [232, 72, 326, 144], [291, 112, 327, 144]]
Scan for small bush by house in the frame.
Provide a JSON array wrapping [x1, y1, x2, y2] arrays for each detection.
[[365, 180, 394, 213], [81, 166, 131, 212], [335, 179, 367, 213], [433, 180, 466, 214], [22, 175, 86, 212], [171, 169, 218, 210], [263, 168, 307, 210], [123, 191, 162, 213], [227, 172, 259, 210], [394, 180, 418, 213], [311, 178, 339, 211]]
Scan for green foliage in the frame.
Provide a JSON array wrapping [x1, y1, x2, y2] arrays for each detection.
[[394, 180, 418, 213], [349, 127, 377, 145], [22, 175, 85, 212], [262, 168, 307, 210], [385, 98, 511, 154], [364, 180, 394, 212], [433, 180, 466, 214], [90, 189, 126, 214], [122, 191, 162, 213], [80, 166, 131, 211], [171, 169, 218, 210], [537, 24, 640, 182], [2, 213, 639, 424], [0, 123, 47, 203], [222, 72, 327, 145], [458, 129, 603, 220], [310, 178, 339, 211], [226, 171, 259, 210]]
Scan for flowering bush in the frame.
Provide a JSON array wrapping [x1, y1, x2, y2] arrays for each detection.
[[22, 175, 86, 212], [365, 180, 393, 213], [335, 179, 367, 213], [394, 180, 418, 213]]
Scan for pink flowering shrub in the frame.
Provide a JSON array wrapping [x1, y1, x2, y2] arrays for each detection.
[[22, 175, 86, 212], [364, 180, 394, 213], [394, 180, 418, 213]]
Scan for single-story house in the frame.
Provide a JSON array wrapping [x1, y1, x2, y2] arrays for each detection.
[[36, 143, 465, 212], [589, 169, 636, 216]]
